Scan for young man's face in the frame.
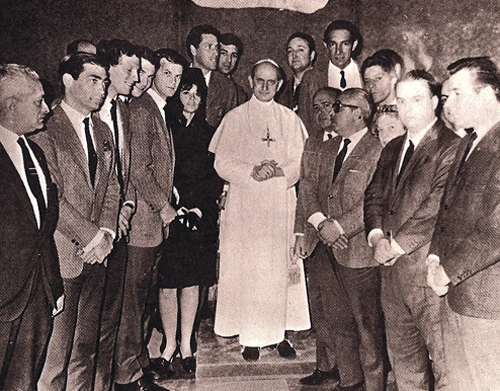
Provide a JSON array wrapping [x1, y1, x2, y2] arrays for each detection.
[[218, 44, 239, 75], [66, 63, 108, 114], [131, 58, 155, 98], [192, 33, 219, 72], [108, 54, 140, 97], [397, 79, 438, 134], [364, 65, 397, 105], [153, 58, 183, 99], [325, 29, 355, 69]]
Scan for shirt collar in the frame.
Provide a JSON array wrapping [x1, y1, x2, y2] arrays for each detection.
[[147, 88, 167, 111], [407, 117, 437, 148], [328, 59, 354, 74], [61, 100, 91, 131], [0, 124, 20, 149], [344, 126, 368, 148]]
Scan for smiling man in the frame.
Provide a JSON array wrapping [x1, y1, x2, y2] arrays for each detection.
[[299, 20, 363, 133], [210, 59, 310, 362]]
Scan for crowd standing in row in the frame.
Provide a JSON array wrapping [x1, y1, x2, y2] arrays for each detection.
[[0, 18, 499, 391]]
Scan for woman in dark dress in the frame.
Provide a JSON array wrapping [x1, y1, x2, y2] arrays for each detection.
[[156, 68, 222, 374]]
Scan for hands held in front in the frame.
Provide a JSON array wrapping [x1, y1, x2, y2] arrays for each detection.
[[176, 207, 202, 231], [371, 233, 400, 266], [251, 160, 284, 181], [117, 204, 134, 240], [294, 235, 308, 259], [82, 230, 114, 265], [317, 219, 349, 249], [426, 255, 450, 296]]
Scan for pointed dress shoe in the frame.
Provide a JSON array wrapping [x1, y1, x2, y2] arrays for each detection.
[[299, 366, 340, 385], [144, 357, 174, 380]]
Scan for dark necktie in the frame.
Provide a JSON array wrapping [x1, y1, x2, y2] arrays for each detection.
[[332, 138, 351, 183], [17, 137, 46, 224], [340, 70, 347, 89], [84, 117, 98, 188], [110, 99, 125, 194], [396, 140, 414, 187], [163, 103, 169, 125], [457, 130, 477, 175], [327, 133, 333, 139]]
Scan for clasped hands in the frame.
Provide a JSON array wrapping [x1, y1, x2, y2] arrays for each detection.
[[80, 229, 114, 265], [371, 233, 400, 266], [317, 219, 349, 249], [251, 160, 284, 182]]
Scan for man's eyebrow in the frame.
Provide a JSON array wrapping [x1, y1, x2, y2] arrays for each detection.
[[89, 74, 104, 80]]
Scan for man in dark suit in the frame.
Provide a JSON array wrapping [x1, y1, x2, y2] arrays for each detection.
[[427, 57, 500, 390], [0, 64, 63, 391], [364, 70, 459, 390], [299, 88, 383, 391], [187, 24, 239, 128], [34, 53, 121, 391], [114, 49, 186, 391], [294, 86, 341, 387], [299, 20, 363, 133], [218, 33, 248, 106], [277, 32, 316, 114]]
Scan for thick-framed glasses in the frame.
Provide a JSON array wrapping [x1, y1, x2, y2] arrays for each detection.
[[333, 100, 359, 113]]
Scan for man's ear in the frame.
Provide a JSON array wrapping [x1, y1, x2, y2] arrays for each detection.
[[62, 73, 74, 91], [310, 50, 316, 64], [189, 44, 197, 60], [248, 75, 254, 89], [351, 40, 359, 53], [431, 94, 439, 111], [5, 96, 17, 112], [394, 63, 402, 79]]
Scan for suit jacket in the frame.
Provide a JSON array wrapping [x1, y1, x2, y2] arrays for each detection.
[[365, 120, 459, 286], [299, 130, 382, 267], [32, 104, 121, 278], [0, 139, 63, 321], [206, 70, 240, 128], [277, 77, 296, 111], [430, 122, 500, 318], [128, 92, 175, 248], [116, 98, 133, 203], [298, 62, 329, 134]]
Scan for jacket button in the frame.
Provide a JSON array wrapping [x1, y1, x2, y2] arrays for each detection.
[[388, 210, 393, 215], [328, 194, 333, 199], [71, 239, 76, 243]]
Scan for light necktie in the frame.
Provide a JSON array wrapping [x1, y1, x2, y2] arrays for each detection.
[[396, 140, 414, 186], [340, 70, 347, 89], [17, 137, 46, 223], [84, 117, 98, 188], [110, 100, 125, 195], [332, 138, 350, 183]]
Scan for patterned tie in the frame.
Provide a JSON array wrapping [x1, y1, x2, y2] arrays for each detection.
[[396, 140, 414, 187], [340, 70, 347, 89], [332, 138, 350, 183], [18, 137, 46, 223], [84, 117, 98, 187]]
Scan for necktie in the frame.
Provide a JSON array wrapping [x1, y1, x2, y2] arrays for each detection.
[[328, 133, 333, 139], [163, 103, 169, 125], [396, 140, 414, 186], [457, 130, 477, 175], [332, 138, 350, 183], [340, 70, 347, 89], [17, 137, 46, 224], [84, 117, 98, 187], [110, 100, 125, 194]]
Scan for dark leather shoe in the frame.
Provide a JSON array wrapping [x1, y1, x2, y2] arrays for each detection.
[[277, 339, 296, 358], [144, 357, 174, 380], [115, 376, 170, 391], [181, 356, 196, 373], [299, 367, 340, 385], [242, 346, 260, 361], [337, 381, 365, 391]]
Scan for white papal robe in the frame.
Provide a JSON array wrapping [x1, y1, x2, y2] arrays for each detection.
[[209, 95, 311, 347]]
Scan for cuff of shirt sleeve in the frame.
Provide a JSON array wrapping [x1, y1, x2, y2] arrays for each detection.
[[295, 232, 305, 236], [100, 227, 116, 240], [390, 237, 406, 255], [426, 253, 440, 266], [367, 228, 384, 247], [123, 200, 135, 211], [308, 212, 327, 230]]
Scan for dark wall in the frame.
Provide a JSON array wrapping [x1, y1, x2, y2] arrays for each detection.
[[2, 0, 500, 96]]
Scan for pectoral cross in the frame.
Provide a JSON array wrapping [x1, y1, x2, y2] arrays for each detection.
[[262, 127, 275, 147]]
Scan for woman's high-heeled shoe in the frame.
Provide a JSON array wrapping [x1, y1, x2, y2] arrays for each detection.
[[181, 356, 196, 373]]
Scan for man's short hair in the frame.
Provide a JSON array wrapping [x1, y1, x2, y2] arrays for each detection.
[[448, 56, 500, 101], [154, 48, 189, 69], [67, 39, 96, 55], [286, 32, 316, 63], [219, 33, 244, 57], [186, 25, 221, 61], [340, 87, 374, 126], [250, 59, 285, 81], [313, 86, 341, 101], [134, 46, 160, 70], [398, 69, 440, 97], [96, 39, 136, 66], [323, 20, 363, 58], [0, 64, 41, 115], [58, 53, 109, 94], [361, 49, 403, 76]]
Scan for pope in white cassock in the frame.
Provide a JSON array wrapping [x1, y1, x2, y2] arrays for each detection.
[[209, 59, 311, 361]]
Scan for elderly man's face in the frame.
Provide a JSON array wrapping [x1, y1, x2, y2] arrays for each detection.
[[325, 29, 355, 69], [313, 90, 337, 131], [218, 44, 239, 75], [249, 63, 282, 102], [287, 37, 314, 75], [10, 78, 50, 135]]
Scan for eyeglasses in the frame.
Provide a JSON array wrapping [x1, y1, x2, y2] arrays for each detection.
[[376, 104, 398, 114], [332, 100, 359, 113]]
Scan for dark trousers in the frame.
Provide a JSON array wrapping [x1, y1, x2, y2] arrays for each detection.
[[329, 252, 385, 391], [114, 245, 160, 385], [0, 275, 52, 391], [382, 268, 448, 390], [307, 243, 339, 372], [39, 263, 106, 391], [95, 240, 128, 391]]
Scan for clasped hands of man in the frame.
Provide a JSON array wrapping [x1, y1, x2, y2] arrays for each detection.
[[251, 159, 284, 181]]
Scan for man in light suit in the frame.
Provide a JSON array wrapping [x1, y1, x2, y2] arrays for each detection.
[[294, 86, 341, 387], [34, 53, 121, 391], [427, 57, 500, 390], [364, 70, 459, 390], [299, 20, 363, 133], [114, 48, 186, 391], [298, 88, 383, 391], [0, 64, 63, 391]]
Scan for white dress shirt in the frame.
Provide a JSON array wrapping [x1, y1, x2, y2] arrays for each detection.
[[328, 60, 363, 90]]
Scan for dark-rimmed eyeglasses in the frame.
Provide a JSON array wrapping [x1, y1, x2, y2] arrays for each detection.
[[333, 100, 359, 113]]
